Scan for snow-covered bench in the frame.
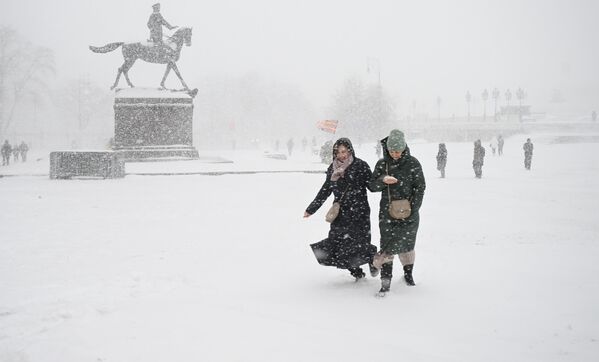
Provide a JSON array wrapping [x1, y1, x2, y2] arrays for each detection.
[[49, 151, 125, 179]]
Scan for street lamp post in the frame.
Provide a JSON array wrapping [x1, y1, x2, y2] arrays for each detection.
[[481, 89, 489, 121], [492, 87, 500, 121], [516, 87, 525, 122], [505, 89, 512, 120], [465, 91, 472, 121]]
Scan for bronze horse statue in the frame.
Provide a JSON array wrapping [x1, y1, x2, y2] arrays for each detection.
[[90, 27, 195, 93]]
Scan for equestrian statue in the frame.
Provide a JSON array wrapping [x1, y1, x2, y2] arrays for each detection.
[[89, 3, 197, 97]]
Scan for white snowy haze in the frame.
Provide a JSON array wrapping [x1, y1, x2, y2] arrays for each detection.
[[1, 1, 599, 361], [1, 0, 599, 148]]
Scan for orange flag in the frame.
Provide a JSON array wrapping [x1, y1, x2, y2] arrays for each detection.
[[316, 120, 338, 134]]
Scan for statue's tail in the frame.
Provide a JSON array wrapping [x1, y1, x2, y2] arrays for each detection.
[[89, 42, 124, 53]]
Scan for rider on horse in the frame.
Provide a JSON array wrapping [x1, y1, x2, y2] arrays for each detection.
[[147, 3, 176, 46]]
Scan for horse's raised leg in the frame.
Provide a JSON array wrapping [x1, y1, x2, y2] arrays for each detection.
[[122, 59, 136, 88], [111, 65, 124, 90], [170, 62, 189, 91], [160, 63, 172, 89]]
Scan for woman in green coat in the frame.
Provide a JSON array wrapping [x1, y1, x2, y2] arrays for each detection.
[[369, 130, 426, 296]]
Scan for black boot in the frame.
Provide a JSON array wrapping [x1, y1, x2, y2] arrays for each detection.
[[349, 267, 365, 281], [403, 264, 415, 286], [376, 278, 391, 297]]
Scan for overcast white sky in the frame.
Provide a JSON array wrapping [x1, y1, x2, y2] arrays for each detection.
[[2, 0, 598, 115]]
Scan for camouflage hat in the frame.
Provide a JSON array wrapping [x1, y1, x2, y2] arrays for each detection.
[[386, 129, 406, 152]]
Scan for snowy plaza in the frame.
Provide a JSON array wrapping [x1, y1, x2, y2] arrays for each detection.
[[1, 135, 598, 361]]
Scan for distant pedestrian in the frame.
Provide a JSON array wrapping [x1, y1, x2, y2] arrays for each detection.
[[473, 139, 485, 178], [592, 110, 597, 122], [274, 139, 280, 152], [523, 138, 534, 170], [489, 138, 497, 156], [301, 137, 308, 152], [497, 135, 504, 156], [19, 141, 29, 162], [12, 145, 19, 162], [1, 140, 11, 165], [436, 143, 447, 178], [287, 138, 295, 157], [375, 141, 382, 159]]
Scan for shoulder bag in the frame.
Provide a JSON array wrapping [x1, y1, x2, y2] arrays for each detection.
[[325, 185, 350, 223], [386, 163, 411, 220]]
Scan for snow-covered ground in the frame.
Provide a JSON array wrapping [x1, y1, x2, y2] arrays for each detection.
[[1, 133, 598, 362]]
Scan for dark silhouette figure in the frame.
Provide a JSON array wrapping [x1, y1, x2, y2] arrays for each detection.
[[497, 135, 504, 156], [19, 141, 29, 162], [1, 140, 11, 166], [12, 146, 19, 162], [436, 143, 447, 178], [473, 139, 486, 178], [147, 3, 176, 45], [523, 138, 534, 170], [375, 141, 382, 159], [287, 138, 295, 157]]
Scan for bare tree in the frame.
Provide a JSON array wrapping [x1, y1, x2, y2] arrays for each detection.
[[330, 77, 395, 141], [0, 26, 55, 135]]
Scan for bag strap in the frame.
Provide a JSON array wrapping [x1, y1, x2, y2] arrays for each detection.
[[338, 184, 350, 202], [386, 162, 411, 202], [386, 163, 393, 202]]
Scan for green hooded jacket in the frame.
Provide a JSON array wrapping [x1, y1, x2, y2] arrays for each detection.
[[368, 137, 426, 254]]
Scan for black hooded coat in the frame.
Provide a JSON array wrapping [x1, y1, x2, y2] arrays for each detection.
[[306, 138, 376, 269]]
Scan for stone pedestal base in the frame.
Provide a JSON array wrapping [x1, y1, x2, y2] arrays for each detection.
[[114, 88, 199, 161], [113, 145, 199, 161]]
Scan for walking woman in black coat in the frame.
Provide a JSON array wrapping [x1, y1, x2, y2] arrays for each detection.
[[304, 138, 377, 280]]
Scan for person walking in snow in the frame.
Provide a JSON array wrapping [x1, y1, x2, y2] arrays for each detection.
[[19, 141, 29, 162], [472, 139, 485, 178], [375, 141, 382, 159], [436, 143, 447, 178], [304, 138, 377, 281], [287, 138, 295, 157], [523, 138, 534, 170], [12, 145, 19, 162], [368, 130, 426, 296], [497, 134, 504, 156], [1, 140, 11, 166], [489, 138, 497, 156]]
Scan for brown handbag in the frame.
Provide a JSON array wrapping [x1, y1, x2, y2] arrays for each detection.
[[325, 202, 340, 223], [325, 185, 350, 223], [386, 163, 411, 220]]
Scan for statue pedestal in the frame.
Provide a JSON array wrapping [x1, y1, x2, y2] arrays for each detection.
[[113, 88, 199, 161]]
